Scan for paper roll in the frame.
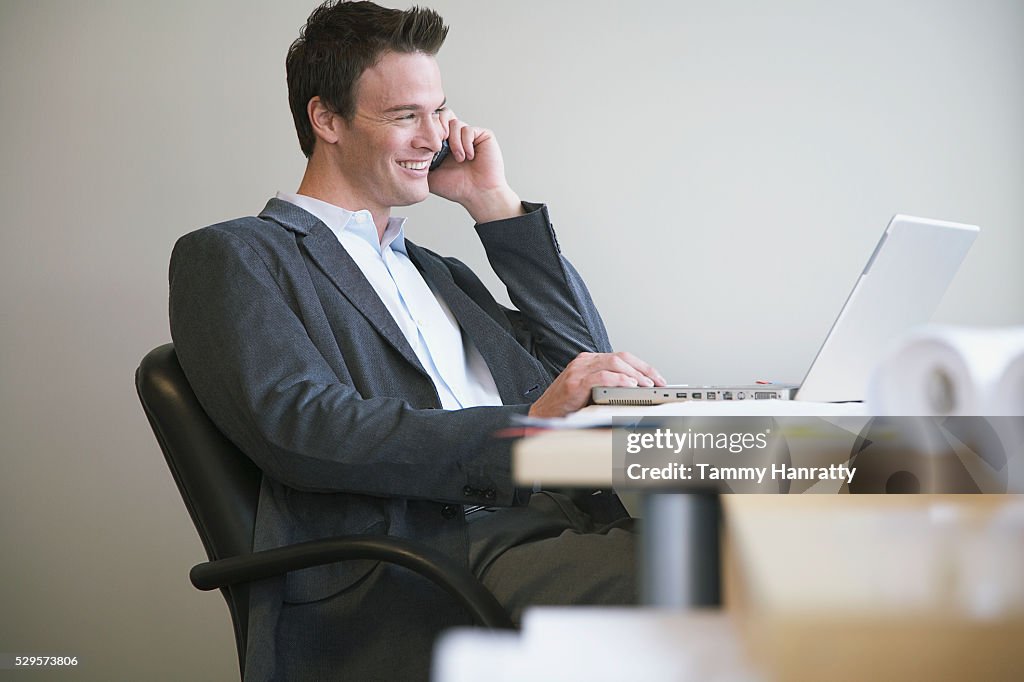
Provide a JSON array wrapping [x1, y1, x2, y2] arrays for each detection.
[[867, 326, 1024, 416], [994, 351, 1024, 416]]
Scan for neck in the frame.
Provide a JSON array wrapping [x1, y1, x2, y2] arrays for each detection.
[[296, 154, 390, 242]]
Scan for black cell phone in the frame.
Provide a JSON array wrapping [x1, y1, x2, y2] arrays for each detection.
[[429, 139, 450, 171]]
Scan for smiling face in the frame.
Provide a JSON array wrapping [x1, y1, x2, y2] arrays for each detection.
[[334, 51, 447, 217]]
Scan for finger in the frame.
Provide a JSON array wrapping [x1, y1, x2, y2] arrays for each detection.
[[565, 352, 648, 387], [461, 124, 477, 161], [593, 369, 640, 388], [613, 351, 667, 386], [583, 354, 653, 387], [440, 108, 457, 127], [447, 118, 467, 161], [608, 356, 655, 387], [567, 351, 662, 387]]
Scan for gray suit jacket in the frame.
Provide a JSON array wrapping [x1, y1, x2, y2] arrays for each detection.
[[169, 198, 611, 680]]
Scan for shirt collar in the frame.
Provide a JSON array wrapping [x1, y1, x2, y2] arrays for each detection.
[[275, 191, 408, 255]]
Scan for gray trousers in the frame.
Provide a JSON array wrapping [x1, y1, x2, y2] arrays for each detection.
[[271, 492, 636, 681], [467, 491, 637, 623]]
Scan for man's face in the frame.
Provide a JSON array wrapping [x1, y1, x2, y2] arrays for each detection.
[[336, 51, 446, 215]]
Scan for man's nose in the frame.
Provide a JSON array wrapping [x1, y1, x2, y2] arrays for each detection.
[[419, 118, 444, 152]]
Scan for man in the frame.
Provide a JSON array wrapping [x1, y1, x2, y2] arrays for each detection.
[[169, 1, 665, 679]]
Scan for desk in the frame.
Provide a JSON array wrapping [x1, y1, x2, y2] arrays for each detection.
[[513, 401, 867, 607], [434, 606, 1024, 682], [514, 399, 869, 483], [494, 411, 1024, 681], [434, 608, 754, 682]]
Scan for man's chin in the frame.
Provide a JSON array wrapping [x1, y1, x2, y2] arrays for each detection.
[[391, 188, 430, 208]]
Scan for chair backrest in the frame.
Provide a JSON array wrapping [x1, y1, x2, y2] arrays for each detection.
[[135, 343, 260, 676]]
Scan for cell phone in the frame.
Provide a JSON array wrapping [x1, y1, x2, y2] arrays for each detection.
[[429, 139, 450, 171]]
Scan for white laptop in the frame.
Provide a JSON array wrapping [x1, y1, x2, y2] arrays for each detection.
[[592, 214, 979, 406]]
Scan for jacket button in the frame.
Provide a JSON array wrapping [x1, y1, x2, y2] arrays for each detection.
[[441, 504, 458, 519], [483, 488, 496, 501], [463, 485, 475, 497]]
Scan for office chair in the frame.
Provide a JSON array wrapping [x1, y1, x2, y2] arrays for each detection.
[[135, 343, 514, 679]]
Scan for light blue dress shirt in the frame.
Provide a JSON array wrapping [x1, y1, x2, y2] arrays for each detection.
[[277, 192, 503, 410]]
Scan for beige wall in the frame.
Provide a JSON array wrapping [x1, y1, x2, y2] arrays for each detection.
[[1, 1, 1022, 679]]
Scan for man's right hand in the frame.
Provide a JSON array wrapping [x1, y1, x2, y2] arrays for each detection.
[[527, 352, 666, 419], [428, 112, 523, 224]]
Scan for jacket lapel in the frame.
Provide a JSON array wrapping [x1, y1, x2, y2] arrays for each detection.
[[259, 199, 425, 374], [406, 242, 549, 405]]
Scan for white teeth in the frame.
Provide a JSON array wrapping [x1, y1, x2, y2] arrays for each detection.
[[398, 161, 428, 170]]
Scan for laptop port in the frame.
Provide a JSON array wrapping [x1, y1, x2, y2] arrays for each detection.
[[691, 392, 702, 399], [706, 392, 716, 400], [722, 391, 733, 400], [676, 392, 687, 398]]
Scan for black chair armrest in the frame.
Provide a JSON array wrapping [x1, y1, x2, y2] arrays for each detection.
[[190, 535, 515, 630]]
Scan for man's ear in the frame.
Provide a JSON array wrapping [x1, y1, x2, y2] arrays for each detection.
[[307, 96, 342, 147]]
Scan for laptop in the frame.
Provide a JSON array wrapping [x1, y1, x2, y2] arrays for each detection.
[[592, 214, 980, 406]]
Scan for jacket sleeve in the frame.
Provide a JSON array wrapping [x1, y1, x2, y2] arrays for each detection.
[[169, 225, 529, 506], [474, 202, 613, 375]]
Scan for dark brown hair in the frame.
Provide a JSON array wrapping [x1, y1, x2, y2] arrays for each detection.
[[287, 1, 449, 158]]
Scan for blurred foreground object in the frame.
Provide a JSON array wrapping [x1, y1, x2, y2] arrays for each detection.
[[730, 496, 1024, 681], [868, 325, 1024, 416]]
